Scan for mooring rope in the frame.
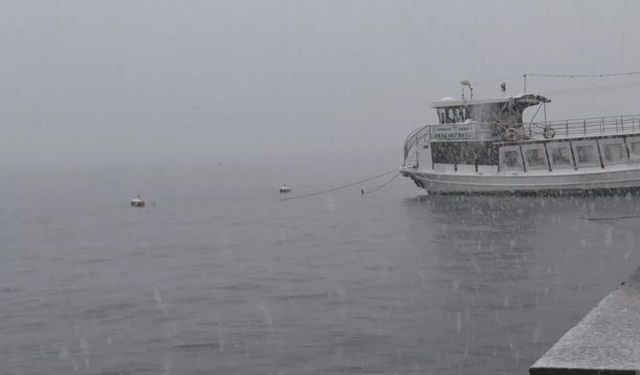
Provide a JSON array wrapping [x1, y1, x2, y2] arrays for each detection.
[[279, 168, 398, 201], [586, 213, 640, 221], [362, 172, 401, 195]]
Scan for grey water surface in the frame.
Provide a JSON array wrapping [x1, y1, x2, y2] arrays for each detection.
[[1, 162, 639, 374]]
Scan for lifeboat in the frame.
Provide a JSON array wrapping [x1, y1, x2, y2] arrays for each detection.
[[131, 195, 145, 207], [279, 185, 292, 194]]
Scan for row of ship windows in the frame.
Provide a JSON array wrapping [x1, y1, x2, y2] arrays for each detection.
[[437, 107, 469, 123], [500, 137, 640, 171]]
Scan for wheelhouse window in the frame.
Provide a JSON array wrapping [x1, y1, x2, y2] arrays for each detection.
[[547, 142, 573, 169], [454, 109, 461, 123], [437, 106, 470, 124], [454, 108, 467, 123], [447, 108, 455, 123]]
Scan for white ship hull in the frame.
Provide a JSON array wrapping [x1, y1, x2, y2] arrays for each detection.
[[401, 165, 640, 194]]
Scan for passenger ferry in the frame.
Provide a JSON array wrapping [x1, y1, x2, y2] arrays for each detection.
[[400, 84, 640, 194]]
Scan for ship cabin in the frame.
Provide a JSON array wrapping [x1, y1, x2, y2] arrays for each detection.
[[421, 94, 550, 173]]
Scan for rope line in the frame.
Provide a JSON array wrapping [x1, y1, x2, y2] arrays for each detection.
[[535, 81, 640, 95], [279, 169, 398, 201], [472, 75, 523, 84], [586, 213, 640, 221], [526, 71, 640, 79], [363, 172, 401, 195]]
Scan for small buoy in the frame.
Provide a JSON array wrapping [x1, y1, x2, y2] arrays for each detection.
[[279, 184, 292, 194], [131, 194, 145, 207]]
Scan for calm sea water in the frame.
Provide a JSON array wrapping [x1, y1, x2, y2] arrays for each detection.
[[2, 160, 640, 374]]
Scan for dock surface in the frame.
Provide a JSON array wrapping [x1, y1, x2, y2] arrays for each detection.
[[530, 268, 640, 375]]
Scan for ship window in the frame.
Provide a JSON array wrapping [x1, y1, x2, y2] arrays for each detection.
[[447, 108, 455, 123], [548, 144, 573, 168], [574, 143, 599, 166], [465, 107, 474, 121], [431, 142, 460, 164], [598, 139, 627, 165], [458, 142, 498, 165], [604, 143, 625, 162], [437, 109, 446, 124], [523, 147, 547, 169], [504, 151, 520, 168], [624, 136, 640, 162], [431, 141, 498, 165], [499, 146, 523, 170], [504, 151, 518, 168], [458, 109, 464, 122], [454, 109, 461, 123]]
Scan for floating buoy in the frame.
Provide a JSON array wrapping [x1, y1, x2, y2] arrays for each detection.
[[279, 184, 292, 194], [131, 194, 145, 207]]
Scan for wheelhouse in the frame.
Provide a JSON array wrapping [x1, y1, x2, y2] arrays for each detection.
[[425, 94, 550, 168]]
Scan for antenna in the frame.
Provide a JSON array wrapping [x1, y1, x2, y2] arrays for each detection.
[[460, 80, 473, 100]]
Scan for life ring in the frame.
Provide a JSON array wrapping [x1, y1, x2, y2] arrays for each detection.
[[543, 127, 556, 139], [503, 128, 519, 142]]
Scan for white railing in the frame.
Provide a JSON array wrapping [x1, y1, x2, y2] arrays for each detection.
[[527, 114, 640, 140], [403, 125, 430, 162]]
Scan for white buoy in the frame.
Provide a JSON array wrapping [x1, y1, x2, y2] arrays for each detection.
[[279, 184, 291, 194], [131, 194, 145, 207]]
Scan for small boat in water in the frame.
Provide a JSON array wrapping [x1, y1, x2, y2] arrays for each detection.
[[131, 195, 145, 207], [401, 82, 640, 194], [279, 184, 292, 194]]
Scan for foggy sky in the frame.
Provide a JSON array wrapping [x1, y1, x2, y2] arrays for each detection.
[[2, 0, 640, 165]]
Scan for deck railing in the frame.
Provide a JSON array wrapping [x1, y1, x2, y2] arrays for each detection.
[[403, 114, 640, 165], [403, 125, 431, 162], [527, 114, 640, 140]]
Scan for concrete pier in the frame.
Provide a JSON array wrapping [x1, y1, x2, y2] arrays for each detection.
[[530, 268, 640, 375]]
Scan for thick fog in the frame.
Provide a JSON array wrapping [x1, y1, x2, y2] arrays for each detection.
[[1, 0, 639, 166]]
